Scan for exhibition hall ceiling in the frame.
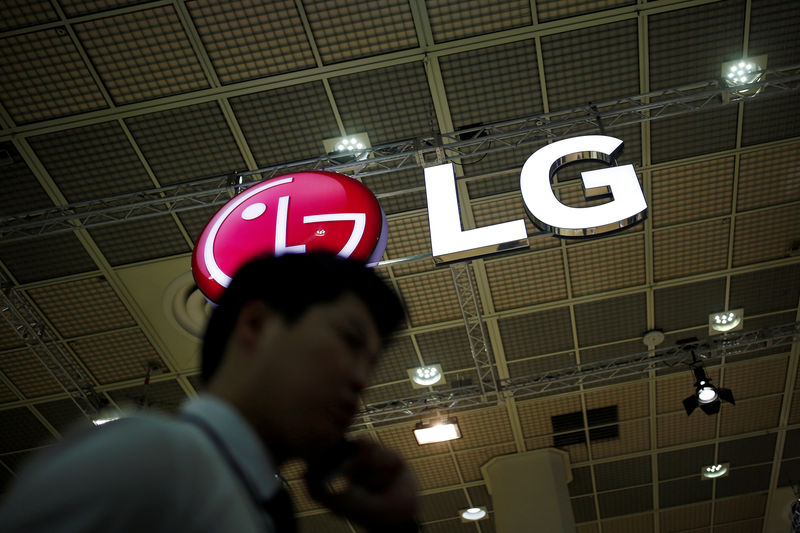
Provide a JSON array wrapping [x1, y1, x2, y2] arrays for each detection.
[[0, 1, 799, 532]]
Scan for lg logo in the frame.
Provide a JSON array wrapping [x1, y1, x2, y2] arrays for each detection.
[[192, 171, 387, 303], [425, 136, 647, 262]]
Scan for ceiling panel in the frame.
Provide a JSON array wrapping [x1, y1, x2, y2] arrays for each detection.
[[497, 306, 573, 360], [124, 101, 246, 185], [369, 336, 419, 386], [594, 455, 651, 492], [418, 489, 469, 523], [747, 0, 800, 67], [426, 0, 531, 43], [329, 62, 435, 145], [74, 5, 209, 104], [26, 277, 135, 338], [87, 216, 191, 266], [0, 29, 107, 124], [187, 0, 315, 84], [485, 249, 567, 311], [0, 407, 54, 453], [740, 93, 800, 147], [33, 398, 92, 435], [574, 293, 647, 347], [718, 434, 777, 468], [69, 329, 164, 384], [649, 107, 739, 164], [648, 0, 746, 90], [507, 352, 577, 380], [0, 142, 56, 215], [652, 219, 730, 281], [0, 349, 64, 399], [303, 0, 417, 64], [0, 233, 98, 284], [28, 121, 153, 203], [736, 142, 800, 211], [729, 264, 800, 315], [651, 157, 735, 228], [535, 0, 634, 23], [601, 512, 653, 533], [107, 378, 187, 414], [653, 278, 726, 332], [0, 0, 58, 32], [416, 326, 474, 371], [659, 476, 712, 508], [439, 40, 542, 127], [383, 214, 434, 276], [732, 204, 800, 267], [566, 234, 645, 297], [597, 485, 652, 519], [396, 270, 463, 327], [541, 20, 639, 112], [58, 1, 152, 17], [718, 395, 782, 437], [455, 442, 517, 482], [230, 82, 340, 166], [658, 445, 715, 481], [714, 464, 771, 498]]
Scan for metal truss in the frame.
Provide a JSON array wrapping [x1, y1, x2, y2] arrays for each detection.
[[0, 272, 104, 419], [2, 64, 799, 243], [450, 261, 499, 401], [351, 322, 800, 428]]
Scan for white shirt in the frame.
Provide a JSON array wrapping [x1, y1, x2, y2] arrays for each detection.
[[0, 395, 281, 533]]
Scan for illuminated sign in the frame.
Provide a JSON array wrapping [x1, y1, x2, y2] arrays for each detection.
[[425, 135, 647, 262], [192, 171, 387, 303]]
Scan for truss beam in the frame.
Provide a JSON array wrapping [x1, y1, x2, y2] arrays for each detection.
[[1, 65, 799, 243], [352, 322, 800, 427], [0, 273, 104, 419]]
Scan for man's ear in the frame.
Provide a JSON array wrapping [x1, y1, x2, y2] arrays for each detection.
[[235, 300, 275, 350]]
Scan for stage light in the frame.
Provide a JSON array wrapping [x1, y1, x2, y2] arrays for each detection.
[[322, 133, 371, 162], [721, 56, 767, 95], [413, 417, 461, 445], [683, 365, 735, 416], [701, 463, 729, 479], [408, 364, 444, 387], [709, 308, 743, 335]]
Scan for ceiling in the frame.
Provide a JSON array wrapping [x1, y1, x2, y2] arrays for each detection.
[[1, 0, 800, 532]]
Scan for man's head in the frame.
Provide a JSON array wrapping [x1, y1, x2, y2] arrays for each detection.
[[201, 252, 404, 460]]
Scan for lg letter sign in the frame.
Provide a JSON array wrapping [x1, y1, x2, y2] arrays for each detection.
[[425, 135, 647, 263]]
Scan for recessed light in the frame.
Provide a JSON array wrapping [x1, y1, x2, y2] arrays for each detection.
[[701, 463, 729, 479], [460, 507, 488, 521], [721, 56, 767, 94], [322, 133, 371, 162]]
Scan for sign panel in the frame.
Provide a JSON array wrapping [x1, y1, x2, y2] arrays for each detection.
[[192, 171, 387, 303], [425, 135, 647, 263]]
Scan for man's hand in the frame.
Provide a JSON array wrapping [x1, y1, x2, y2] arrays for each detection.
[[305, 439, 420, 532]]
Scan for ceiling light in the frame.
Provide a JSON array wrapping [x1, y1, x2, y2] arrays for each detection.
[[460, 507, 488, 521], [413, 417, 462, 445], [92, 409, 121, 426], [408, 364, 445, 388], [322, 133, 371, 162], [701, 463, 729, 479], [708, 308, 743, 335], [721, 56, 767, 94], [683, 365, 735, 416]]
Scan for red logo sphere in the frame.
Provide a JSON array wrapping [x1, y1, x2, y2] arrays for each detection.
[[192, 171, 387, 303]]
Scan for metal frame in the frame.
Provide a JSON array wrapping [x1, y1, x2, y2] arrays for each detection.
[[1, 64, 798, 243], [352, 321, 800, 427]]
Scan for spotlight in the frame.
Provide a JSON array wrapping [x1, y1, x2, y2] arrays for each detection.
[[408, 364, 445, 388], [721, 56, 767, 95], [460, 507, 488, 522], [322, 133, 371, 162], [701, 463, 729, 479], [413, 417, 462, 445], [683, 365, 735, 416], [708, 308, 743, 335]]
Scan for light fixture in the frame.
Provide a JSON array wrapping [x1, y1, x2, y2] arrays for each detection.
[[721, 56, 767, 94], [408, 364, 445, 388], [708, 308, 743, 335], [701, 463, 729, 479], [92, 408, 121, 426], [460, 507, 488, 522], [683, 364, 735, 416], [322, 133, 371, 162], [413, 417, 462, 445]]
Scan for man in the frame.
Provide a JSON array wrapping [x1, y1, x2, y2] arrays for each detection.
[[0, 252, 419, 532]]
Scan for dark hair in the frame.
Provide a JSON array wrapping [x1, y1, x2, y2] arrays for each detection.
[[201, 252, 404, 382]]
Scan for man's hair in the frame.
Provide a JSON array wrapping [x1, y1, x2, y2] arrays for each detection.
[[201, 252, 404, 383]]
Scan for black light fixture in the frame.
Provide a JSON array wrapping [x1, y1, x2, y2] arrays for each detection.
[[683, 364, 735, 416]]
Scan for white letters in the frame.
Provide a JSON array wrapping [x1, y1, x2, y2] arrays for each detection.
[[424, 135, 647, 262], [424, 163, 528, 263]]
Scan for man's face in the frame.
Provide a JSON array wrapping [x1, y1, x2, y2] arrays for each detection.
[[249, 292, 382, 458]]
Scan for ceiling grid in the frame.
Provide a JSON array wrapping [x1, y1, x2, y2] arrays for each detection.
[[1, 1, 799, 531]]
